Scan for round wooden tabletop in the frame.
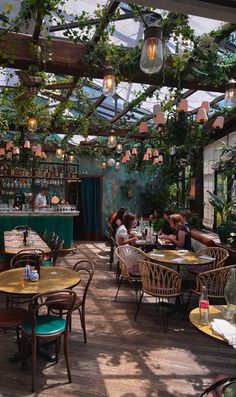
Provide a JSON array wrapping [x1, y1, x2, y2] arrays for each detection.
[[189, 305, 236, 343], [0, 267, 81, 296], [146, 249, 214, 266]]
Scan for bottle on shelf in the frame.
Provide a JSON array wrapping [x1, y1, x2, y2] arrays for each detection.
[[199, 285, 209, 325]]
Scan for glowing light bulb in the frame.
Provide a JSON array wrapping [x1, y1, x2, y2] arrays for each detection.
[[102, 66, 116, 97], [140, 25, 163, 74]]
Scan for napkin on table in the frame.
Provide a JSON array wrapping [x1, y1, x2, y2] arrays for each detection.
[[211, 319, 236, 349], [171, 257, 185, 263], [150, 253, 165, 257]]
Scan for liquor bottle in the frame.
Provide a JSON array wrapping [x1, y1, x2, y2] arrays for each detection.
[[199, 285, 209, 325]]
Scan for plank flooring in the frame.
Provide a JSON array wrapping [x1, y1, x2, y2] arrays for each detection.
[[0, 242, 235, 397]]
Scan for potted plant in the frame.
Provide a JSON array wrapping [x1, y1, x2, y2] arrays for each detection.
[[207, 191, 236, 243]]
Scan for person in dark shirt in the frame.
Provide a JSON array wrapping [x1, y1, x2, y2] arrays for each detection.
[[158, 210, 174, 236], [162, 214, 192, 250]]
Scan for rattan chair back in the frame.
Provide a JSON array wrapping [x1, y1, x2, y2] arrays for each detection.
[[115, 245, 147, 280], [197, 247, 229, 270], [138, 260, 182, 298], [192, 264, 236, 299]]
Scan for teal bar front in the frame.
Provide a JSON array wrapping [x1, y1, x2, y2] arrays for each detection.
[[0, 212, 79, 250]]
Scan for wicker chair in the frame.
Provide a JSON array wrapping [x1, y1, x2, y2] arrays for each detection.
[[135, 260, 182, 332], [191, 264, 236, 301], [197, 247, 229, 270], [115, 246, 147, 301]]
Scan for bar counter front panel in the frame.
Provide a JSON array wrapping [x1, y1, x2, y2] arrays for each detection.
[[0, 211, 80, 249]]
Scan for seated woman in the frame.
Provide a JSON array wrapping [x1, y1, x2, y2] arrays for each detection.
[[111, 207, 126, 234], [115, 212, 138, 246], [149, 209, 165, 233], [158, 209, 174, 236], [178, 210, 191, 233], [162, 214, 192, 250]]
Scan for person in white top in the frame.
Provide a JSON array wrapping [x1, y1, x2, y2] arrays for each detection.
[[34, 188, 49, 209], [115, 213, 138, 246]]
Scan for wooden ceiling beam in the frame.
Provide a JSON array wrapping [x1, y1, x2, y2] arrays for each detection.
[[1, 32, 235, 92]]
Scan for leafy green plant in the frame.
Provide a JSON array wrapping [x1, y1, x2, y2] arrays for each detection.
[[207, 191, 236, 224]]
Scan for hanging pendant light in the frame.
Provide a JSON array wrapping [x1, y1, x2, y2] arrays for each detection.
[[201, 101, 210, 114], [41, 151, 47, 159], [102, 66, 116, 97], [6, 141, 13, 151], [143, 153, 149, 161], [196, 108, 208, 123], [69, 152, 74, 162], [56, 145, 63, 158], [116, 143, 123, 153], [24, 140, 31, 149], [139, 121, 148, 133], [122, 156, 127, 164], [0, 147, 5, 156], [107, 134, 117, 148], [115, 160, 120, 170], [35, 144, 42, 157], [140, 24, 163, 74], [13, 147, 20, 155], [212, 115, 224, 130], [225, 79, 236, 106], [153, 157, 159, 164], [153, 149, 159, 157], [178, 99, 188, 112], [27, 117, 37, 132], [169, 146, 176, 156], [158, 154, 163, 163], [146, 148, 152, 157], [102, 161, 107, 169], [154, 110, 165, 126], [131, 147, 138, 156]]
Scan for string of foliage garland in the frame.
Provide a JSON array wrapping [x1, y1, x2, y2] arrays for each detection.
[[0, 0, 235, 169]]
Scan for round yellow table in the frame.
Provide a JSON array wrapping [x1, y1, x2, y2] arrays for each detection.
[[189, 305, 236, 343], [0, 267, 81, 296], [147, 249, 214, 267]]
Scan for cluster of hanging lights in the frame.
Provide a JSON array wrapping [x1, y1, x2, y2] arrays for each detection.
[[121, 147, 163, 165]]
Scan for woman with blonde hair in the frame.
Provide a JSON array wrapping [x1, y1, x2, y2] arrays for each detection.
[[161, 213, 191, 250]]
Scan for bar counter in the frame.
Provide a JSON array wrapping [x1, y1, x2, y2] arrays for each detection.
[[0, 211, 80, 249]]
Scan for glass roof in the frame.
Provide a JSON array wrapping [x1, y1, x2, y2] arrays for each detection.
[[0, 0, 234, 123]]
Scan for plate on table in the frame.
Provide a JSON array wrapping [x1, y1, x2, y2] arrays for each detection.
[[177, 250, 189, 254]]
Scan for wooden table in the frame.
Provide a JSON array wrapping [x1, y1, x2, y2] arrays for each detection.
[[146, 249, 214, 267], [0, 267, 81, 296], [4, 230, 51, 255], [189, 305, 236, 343]]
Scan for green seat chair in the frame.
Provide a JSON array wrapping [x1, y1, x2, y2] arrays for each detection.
[[21, 289, 76, 392]]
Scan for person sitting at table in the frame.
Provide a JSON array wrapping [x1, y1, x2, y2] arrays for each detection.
[[178, 210, 191, 233], [161, 214, 192, 250], [111, 207, 126, 233], [115, 212, 138, 246], [158, 209, 174, 236], [149, 209, 165, 233]]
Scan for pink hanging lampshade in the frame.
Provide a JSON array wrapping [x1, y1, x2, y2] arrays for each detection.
[[212, 116, 224, 129], [31, 145, 36, 152], [139, 121, 148, 133], [196, 108, 208, 123], [6, 152, 12, 159], [24, 140, 31, 149], [146, 147, 152, 157], [0, 148, 5, 156], [178, 99, 188, 112], [154, 112, 165, 126], [13, 147, 20, 155], [158, 155, 163, 163], [131, 147, 138, 156], [122, 156, 127, 164], [201, 101, 210, 114], [143, 153, 149, 161], [6, 141, 13, 151], [35, 144, 42, 157]]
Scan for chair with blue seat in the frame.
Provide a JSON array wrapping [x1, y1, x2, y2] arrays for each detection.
[[21, 289, 76, 392]]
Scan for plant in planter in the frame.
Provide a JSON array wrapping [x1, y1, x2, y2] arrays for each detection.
[[207, 191, 236, 243], [228, 233, 236, 249]]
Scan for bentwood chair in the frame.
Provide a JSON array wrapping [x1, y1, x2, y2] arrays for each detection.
[[105, 230, 116, 270], [10, 249, 45, 269], [46, 260, 94, 343], [42, 239, 64, 267], [135, 260, 183, 333], [13, 225, 32, 231], [0, 307, 29, 351], [115, 246, 147, 301], [191, 264, 236, 302], [21, 289, 76, 392]]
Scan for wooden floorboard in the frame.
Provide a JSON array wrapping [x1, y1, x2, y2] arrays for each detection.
[[0, 241, 235, 397]]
